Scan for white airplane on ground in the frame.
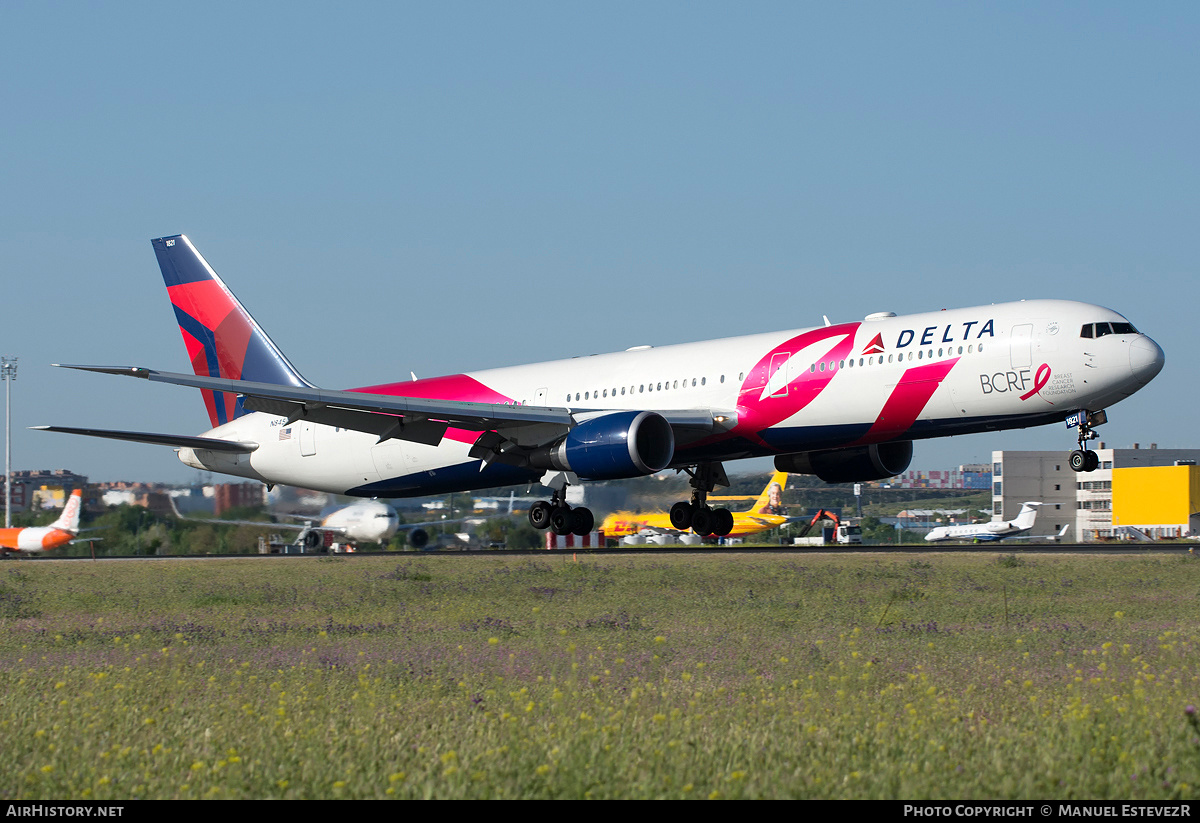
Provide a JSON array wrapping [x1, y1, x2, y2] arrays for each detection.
[[170, 497, 459, 550], [38, 236, 1164, 540], [923, 502, 1069, 543]]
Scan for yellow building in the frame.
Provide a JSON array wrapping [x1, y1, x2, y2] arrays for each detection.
[[1112, 465, 1200, 539]]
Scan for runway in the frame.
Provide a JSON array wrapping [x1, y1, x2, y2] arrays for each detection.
[[7, 542, 1196, 561]]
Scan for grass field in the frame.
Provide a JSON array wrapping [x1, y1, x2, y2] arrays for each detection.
[[2, 551, 1198, 800]]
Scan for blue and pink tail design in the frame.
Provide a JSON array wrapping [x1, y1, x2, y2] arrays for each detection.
[[152, 235, 312, 427]]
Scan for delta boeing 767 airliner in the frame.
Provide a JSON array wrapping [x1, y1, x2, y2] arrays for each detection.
[[39, 235, 1164, 538]]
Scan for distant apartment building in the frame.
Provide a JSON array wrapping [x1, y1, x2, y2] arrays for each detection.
[[2, 469, 90, 513], [992, 445, 1200, 540], [214, 482, 266, 516], [888, 464, 992, 490]]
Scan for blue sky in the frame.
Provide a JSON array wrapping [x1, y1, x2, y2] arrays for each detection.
[[2, 2, 1196, 485]]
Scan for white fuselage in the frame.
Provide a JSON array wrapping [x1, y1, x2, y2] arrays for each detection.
[[320, 500, 400, 543], [177, 299, 1163, 498], [925, 521, 1026, 543]]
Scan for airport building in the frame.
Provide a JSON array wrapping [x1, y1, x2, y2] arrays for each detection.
[[992, 446, 1200, 541]]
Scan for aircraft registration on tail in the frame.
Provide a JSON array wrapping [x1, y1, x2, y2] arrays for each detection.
[[38, 236, 1164, 540]]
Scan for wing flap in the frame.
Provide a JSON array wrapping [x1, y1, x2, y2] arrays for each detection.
[[241, 396, 449, 447]]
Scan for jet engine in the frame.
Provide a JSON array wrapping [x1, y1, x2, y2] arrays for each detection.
[[774, 441, 913, 483], [532, 411, 675, 480]]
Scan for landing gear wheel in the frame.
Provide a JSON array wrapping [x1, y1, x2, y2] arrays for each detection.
[[712, 508, 734, 537], [1069, 450, 1088, 473], [529, 501, 553, 530], [669, 501, 694, 531], [569, 507, 594, 536], [691, 506, 714, 537], [549, 506, 574, 536], [1068, 409, 1107, 474]]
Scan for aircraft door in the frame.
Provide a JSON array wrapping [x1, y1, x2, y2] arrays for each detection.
[[769, 352, 790, 397], [300, 422, 316, 457], [371, 440, 405, 480], [1010, 324, 1033, 369]]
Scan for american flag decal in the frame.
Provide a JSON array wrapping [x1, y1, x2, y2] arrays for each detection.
[[279, 427, 292, 441]]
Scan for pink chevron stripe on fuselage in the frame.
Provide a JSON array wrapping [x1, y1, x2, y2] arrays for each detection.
[[850, 357, 962, 445], [351, 374, 520, 445]]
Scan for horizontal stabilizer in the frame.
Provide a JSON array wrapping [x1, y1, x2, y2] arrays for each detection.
[[32, 425, 259, 453], [54, 364, 574, 432]]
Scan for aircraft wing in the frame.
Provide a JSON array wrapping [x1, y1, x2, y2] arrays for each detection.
[[169, 516, 467, 533], [52, 365, 733, 448]]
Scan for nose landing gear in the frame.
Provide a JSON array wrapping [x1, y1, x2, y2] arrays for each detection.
[[1067, 409, 1107, 473]]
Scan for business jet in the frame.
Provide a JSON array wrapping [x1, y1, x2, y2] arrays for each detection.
[[0, 489, 83, 554], [924, 502, 1069, 543], [602, 470, 794, 540], [38, 236, 1164, 539]]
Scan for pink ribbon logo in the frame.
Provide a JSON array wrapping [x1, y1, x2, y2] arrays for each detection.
[[1020, 363, 1052, 401]]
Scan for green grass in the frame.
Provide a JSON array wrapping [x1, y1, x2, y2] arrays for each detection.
[[1, 552, 1198, 799]]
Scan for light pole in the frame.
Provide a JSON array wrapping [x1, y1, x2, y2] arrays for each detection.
[[1, 357, 16, 528]]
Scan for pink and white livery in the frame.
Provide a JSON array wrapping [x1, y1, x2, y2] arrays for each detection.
[[38, 235, 1164, 539]]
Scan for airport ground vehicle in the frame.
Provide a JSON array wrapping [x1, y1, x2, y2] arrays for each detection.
[[796, 508, 862, 545]]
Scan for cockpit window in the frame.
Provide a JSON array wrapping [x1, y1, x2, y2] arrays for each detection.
[[1081, 321, 1138, 338]]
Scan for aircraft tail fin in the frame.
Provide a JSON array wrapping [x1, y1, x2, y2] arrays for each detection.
[[151, 235, 312, 428], [749, 471, 789, 514], [51, 489, 83, 534], [1012, 502, 1042, 532]]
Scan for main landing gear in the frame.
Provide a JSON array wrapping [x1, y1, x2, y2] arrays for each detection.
[[668, 462, 735, 538], [1068, 409, 1107, 473], [527, 472, 595, 537]]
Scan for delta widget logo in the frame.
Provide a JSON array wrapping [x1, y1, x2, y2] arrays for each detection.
[[860, 334, 885, 355]]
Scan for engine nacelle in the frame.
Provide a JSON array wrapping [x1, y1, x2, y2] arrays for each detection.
[[774, 441, 913, 483], [533, 411, 675, 480]]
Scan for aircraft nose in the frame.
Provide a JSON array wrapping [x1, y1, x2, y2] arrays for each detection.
[[1129, 336, 1165, 385]]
